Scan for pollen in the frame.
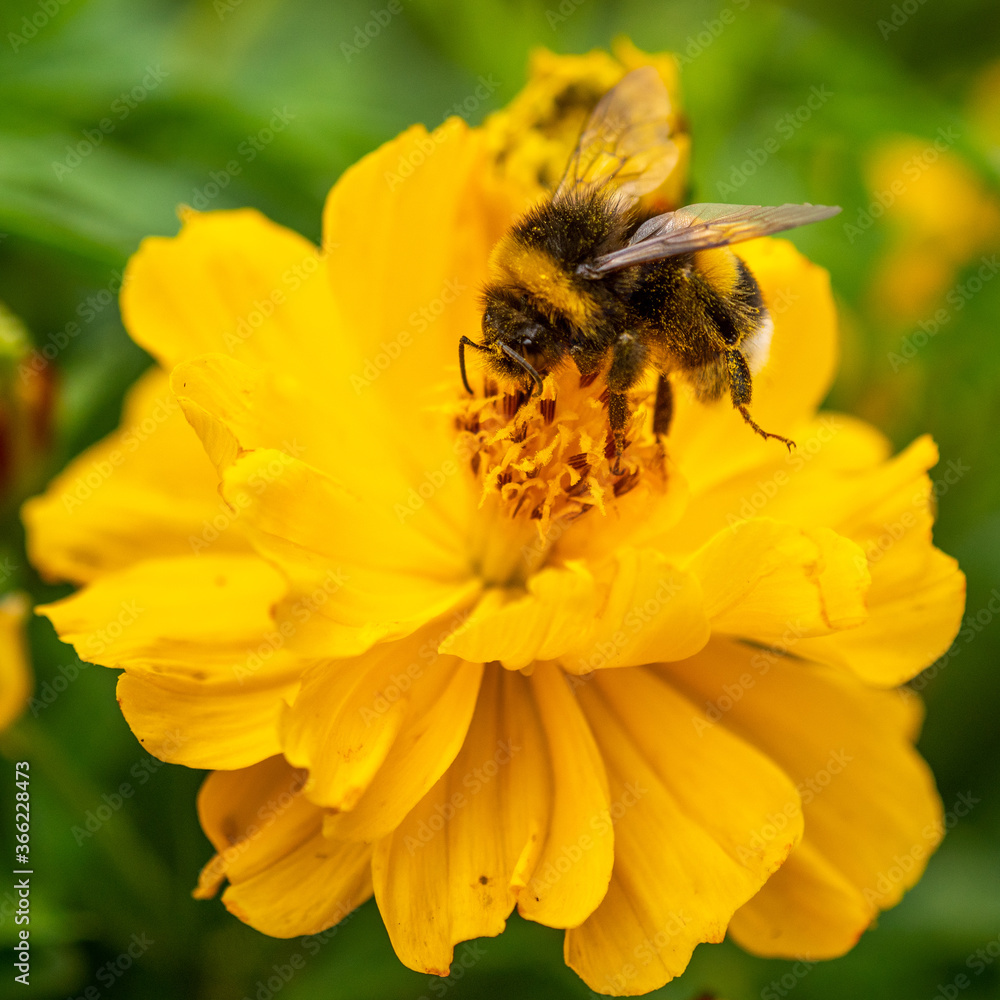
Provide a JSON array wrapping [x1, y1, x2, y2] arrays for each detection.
[[453, 365, 667, 581]]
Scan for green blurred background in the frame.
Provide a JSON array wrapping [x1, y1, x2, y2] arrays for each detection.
[[1, 0, 998, 997]]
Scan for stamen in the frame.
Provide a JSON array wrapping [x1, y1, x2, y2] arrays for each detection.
[[453, 365, 668, 583]]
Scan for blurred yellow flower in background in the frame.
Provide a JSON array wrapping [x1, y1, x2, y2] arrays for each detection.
[[0, 593, 33, 732], [23, 45, 965, 995], [863, 136, 1000, 328]]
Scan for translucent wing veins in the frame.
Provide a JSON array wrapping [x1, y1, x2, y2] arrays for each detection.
[[577, 203, 842, 277], [553, 66, 679, 206]]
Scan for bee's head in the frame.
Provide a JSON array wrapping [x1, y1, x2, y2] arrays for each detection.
[[469, 288, 565, 394]]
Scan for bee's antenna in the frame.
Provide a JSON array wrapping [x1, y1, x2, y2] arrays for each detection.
[[459, 336, 481, 395], [498, 342, 545, 397]]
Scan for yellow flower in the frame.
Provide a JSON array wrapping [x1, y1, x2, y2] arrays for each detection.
[[863, 135, 1000, 327], [0, 593, 33, 732], [24, 46, 964, 995]]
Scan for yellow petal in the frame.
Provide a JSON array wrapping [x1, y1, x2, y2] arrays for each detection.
[[38, 554, 297, 768], [171, 354, 262, 475], [22, 368, 243, 584], [124, 206, 473, 526], [122, 209, 334, 372], [0, 593, 32, 730], [369, 667, 550, 975], [172, 352, 466, 533], [728, 840, 871, 959], [664, 637, 942, 958], [219, 448, 479, 659], [322, 121, 514, 423], [658, 430, 963, 685], [320, 121, 519, 503], [566, 667, 803, 995], [370, 662, 611, 974], [195, 757, 372, 937], [765, 435, 965, 686], [439, 565, 598, 670], [322, 658, 484, 841], [651, 414, 890, 558], [281, 627, 468, 812], [114, 668, 297, 771], [442, 550, 709, 673], [196, 757, 314, 889], [559, 548, 709, 672], [128, 202, 476, 512], [516, 663, 613, 929], [795, 546, 964, 687], [686, 519, 870, 641]]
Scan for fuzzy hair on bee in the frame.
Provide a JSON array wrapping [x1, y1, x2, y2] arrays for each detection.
[[460, 65, 840, 473]]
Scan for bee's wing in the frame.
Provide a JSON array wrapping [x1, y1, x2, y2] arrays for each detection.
[[553, 66, 679, 205], [580, 202, 841, 276]]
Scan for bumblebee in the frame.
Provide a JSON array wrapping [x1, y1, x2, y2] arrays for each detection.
[[459, 67, 840, 472]]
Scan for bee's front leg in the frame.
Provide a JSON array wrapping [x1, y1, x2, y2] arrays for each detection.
[[606, 331, 648, 474]]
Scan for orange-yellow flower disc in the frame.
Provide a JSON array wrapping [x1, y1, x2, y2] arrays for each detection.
[[23, 44, 964, 996]]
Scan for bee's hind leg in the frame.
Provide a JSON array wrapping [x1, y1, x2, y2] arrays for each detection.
[[726, 349, 795, 450]]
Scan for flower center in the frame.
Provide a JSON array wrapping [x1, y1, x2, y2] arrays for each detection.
[[454, 366, 668, 586]]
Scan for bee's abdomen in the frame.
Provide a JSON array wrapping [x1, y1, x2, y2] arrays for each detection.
[[629, 250, 767, 352]]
